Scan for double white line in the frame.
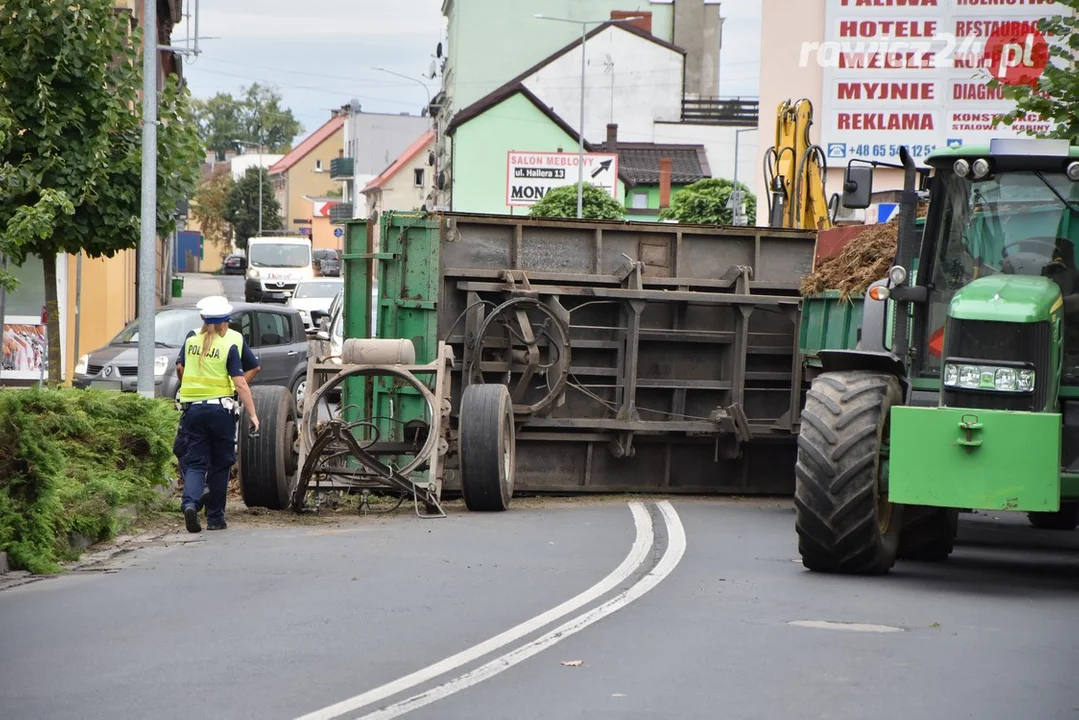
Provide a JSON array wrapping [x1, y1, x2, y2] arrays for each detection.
[[296, 500, 686, 720]]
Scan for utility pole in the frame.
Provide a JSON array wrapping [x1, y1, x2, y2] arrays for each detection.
[[730, 128, 757, 226], [136, 0, 158, 398], [136, 0, 207, 397], [534, 14, 644, 219]]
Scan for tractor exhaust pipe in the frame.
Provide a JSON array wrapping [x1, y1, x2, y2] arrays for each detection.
[[892, 146, 918, 362]]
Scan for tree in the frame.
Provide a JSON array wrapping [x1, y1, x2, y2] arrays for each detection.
[[224, 167, 283, 248], [190, 166, 235, 260], [0, 0, 202, 384], [528, 183, 625, 220], [193, 83, 303, 160], [993, 8, 1079, 142], [659, 178, 757, 226]]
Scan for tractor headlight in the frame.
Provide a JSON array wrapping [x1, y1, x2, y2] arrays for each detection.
[[972, 158, 991, 179], [943, 362, 1034, 393], [954, 159, 970, 177]]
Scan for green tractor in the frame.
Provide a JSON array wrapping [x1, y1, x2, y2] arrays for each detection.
[[796, 138, 1079, 574]]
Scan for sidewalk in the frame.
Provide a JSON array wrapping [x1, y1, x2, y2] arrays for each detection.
[[173, 273, 224, 306]]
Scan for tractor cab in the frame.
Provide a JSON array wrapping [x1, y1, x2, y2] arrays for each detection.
[[913, 139, 1079, 402]]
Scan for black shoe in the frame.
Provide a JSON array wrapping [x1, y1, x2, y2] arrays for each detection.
[[183, 506, 202, 533], [207, 519, 227, 531]]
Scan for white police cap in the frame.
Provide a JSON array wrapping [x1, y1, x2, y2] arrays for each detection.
[[198, 296, 233, 323]]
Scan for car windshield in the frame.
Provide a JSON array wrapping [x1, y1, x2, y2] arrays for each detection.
[[249, 243, 310, 268], [294, 280, 343, 298], [111, 309, 203, 347]]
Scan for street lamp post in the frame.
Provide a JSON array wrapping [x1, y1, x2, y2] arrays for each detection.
[[533, 14, 644, 219], [731, 128, 758, 226], [234, 139, 264, 236]]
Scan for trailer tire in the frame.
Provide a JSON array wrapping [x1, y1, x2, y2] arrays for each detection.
[[459, 383, 515, 512], [238, 385, 296, 510], [898, 506, 958, 562], [1027, 502, 1079, 531], [795, 370, 905, 575]]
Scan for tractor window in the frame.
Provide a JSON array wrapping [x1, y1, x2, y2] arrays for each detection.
[[922, 170, 1079, 376]]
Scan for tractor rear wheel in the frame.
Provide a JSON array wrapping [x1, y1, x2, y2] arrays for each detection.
[[238, 385, 296, 510], [459, 383, 515, 512], [795, 370, 905, 574], [1027, 502, 1079, 531], [898, 506, 959, 562]]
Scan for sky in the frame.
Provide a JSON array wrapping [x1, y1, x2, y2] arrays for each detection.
[[181, 0, 763, 138]]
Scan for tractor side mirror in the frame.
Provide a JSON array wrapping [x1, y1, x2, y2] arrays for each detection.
[[841, 165, 874, 210]]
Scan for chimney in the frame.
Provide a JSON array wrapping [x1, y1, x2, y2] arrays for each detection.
[[659, 158, 672, 208], [611, 10, 652, 35], [605, 123, 618, 152]]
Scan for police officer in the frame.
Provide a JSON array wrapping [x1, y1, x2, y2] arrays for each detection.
[[176, 297, 260, 533], [173, 296, 260, 496]]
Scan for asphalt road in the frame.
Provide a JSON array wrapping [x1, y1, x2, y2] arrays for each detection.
[[1, 500, 1077, 720]]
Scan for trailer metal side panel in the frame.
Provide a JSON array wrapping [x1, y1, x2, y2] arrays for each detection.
[[342, 212, 817, 495]]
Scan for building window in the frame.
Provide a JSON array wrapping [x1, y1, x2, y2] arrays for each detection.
[[414, 168, 425, 187], [314, 159, 323, 172], [631, 192, 649, 209]]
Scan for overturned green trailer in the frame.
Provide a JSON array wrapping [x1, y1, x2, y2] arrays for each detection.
[[336, 212, 820, 496]]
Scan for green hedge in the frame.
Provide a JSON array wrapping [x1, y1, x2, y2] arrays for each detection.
[[0, 388, 180, 573]]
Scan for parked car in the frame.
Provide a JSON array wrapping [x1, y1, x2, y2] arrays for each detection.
[[319, 254, 341, 277], [313, 249, 340, 277], [288, 278, 343, 330], [73, 302, 310, 409], [223, 253, 246, 275], [245, 236, 314, 303]]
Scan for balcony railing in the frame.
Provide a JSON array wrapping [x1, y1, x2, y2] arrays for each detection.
[[329, 203, 354, 224], [330, 157, 354, 180], [680, 96, 759, 126]]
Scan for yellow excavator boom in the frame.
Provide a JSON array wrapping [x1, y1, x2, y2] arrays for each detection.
[[764, 99, 835, 231]]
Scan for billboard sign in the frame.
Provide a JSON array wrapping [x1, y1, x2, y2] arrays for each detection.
[[817, 0, 1065, 165], [506, 151, 619, 207]]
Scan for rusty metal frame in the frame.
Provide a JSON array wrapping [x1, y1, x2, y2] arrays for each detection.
[[291, 343, 454, 515], [436, 214, 817, 493]]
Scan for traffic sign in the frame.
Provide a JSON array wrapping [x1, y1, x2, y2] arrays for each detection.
[[506, 151, 619, 207], [334, 227, 344, 238]]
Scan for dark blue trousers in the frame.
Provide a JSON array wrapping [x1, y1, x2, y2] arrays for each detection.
[[179, 404, 238, 523]]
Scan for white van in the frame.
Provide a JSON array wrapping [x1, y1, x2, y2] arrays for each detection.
[[244, 236, 314, 303]]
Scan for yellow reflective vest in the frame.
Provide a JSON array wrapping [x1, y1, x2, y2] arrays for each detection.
[[178, 328, 243, 402]]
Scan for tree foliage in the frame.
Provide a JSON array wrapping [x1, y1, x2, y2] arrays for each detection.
[[528, 183, 625, 220], [193, 83, 303, 160], [0, 0, 203, 383], [225, 167, 283, 248], [659, 178, 757, 226], [191, 166, 235, 259], [993, 7, 1079, 142]]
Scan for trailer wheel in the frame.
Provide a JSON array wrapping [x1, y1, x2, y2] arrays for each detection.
[[1027, 502, 1079, 531], [459, 383, 515, 512], [238, 385, 296, 510], [795, 370, 905, 574], [898, 506, 958, 562]]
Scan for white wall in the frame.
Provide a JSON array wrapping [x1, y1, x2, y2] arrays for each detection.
[[522, 25, 684, 144], [229, 153, 284, 180], [652, 122, 759, 187]]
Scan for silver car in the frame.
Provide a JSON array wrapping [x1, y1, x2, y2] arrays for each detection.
[[73, 303, 311, 408]]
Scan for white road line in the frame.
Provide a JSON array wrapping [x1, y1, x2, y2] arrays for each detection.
[[295, 501, 654, 720], [356, 501, 687, 720]]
